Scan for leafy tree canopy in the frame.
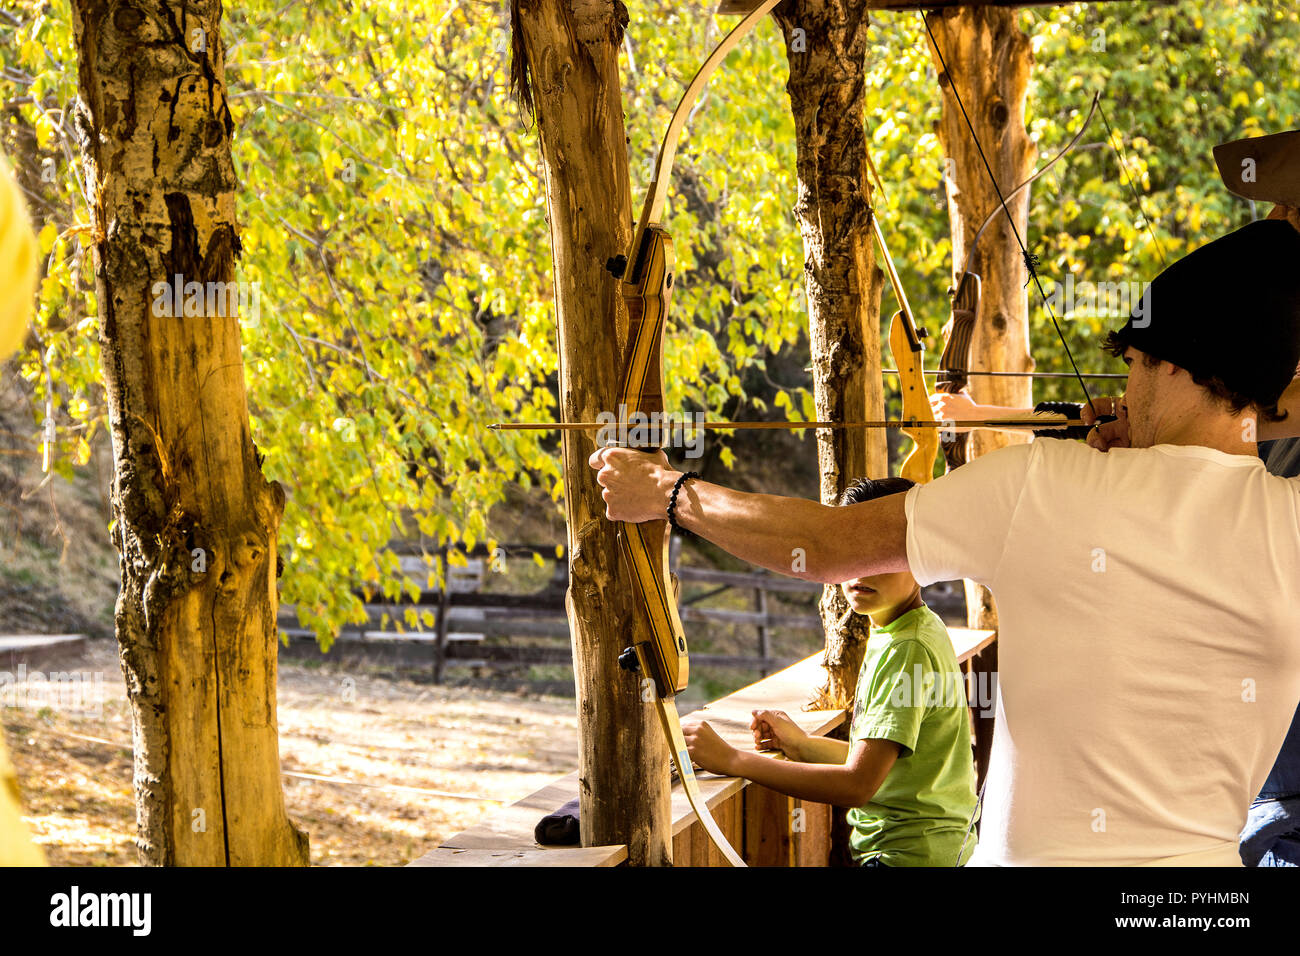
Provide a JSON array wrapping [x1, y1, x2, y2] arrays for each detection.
[[2, 0, 1295, 642]]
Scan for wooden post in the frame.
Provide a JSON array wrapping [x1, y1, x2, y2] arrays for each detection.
[[69, 0, 307, 865], [968, 639, 998, 790], [925, 10, 1036, 759], [773, 0, 886, 711], [754, 586, 770, 678], [510, 0, 670, 865], [434, 544, 451, 684]]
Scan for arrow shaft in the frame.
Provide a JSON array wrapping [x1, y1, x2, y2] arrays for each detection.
[[492, 417, 1085, 431], [883, 368, 1126, 380]]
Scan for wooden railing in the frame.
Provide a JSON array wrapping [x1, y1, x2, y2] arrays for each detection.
[[277, 543, 839, 682], [278, 543, 972, 690]]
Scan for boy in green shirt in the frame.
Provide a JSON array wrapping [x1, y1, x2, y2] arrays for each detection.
[[683, 476, 980, 866]]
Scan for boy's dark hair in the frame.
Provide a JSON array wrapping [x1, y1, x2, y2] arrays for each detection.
[[838, 476, 915, 507], [1101, 330, 1288, 423]]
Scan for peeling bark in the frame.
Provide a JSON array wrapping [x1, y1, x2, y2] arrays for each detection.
[[511, 0, 669, 865], [775, 1, 885, 709]]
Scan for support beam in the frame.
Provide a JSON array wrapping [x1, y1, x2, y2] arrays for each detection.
[[719, 0, 1129, 13]]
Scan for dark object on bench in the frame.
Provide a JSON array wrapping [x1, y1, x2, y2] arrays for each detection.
[[535, 798, 581, 846]]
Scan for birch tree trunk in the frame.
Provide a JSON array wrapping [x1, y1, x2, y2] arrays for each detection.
[[510, 0, 670, 865], [775, 1, 885, 709], [70, 0, 307, 865]]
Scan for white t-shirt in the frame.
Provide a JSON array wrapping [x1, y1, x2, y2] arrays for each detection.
[[904, 439, 1300, 866]]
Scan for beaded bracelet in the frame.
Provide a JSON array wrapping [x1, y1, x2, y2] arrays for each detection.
[[667, 471, 700, 531]]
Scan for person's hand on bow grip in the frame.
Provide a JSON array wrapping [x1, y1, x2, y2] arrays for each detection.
[[930, 389, 979, 431], [588, 446, 676, 522], [1083, 396, 1131, 452], [750, 709, 809, 760]]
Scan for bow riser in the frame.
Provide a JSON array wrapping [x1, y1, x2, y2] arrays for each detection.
[[616, 224, 689, 699], [613, 222, 744, 868], [888, 309, 940, 484], [936, 271, 981, 470], [618, 226, 673, 417]]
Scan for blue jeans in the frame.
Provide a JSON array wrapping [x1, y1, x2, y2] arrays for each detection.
[[1240, 796, 1300, 867], [1246, 439, 1300, 866]]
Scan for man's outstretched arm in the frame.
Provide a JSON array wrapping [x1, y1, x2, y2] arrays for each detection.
[[589, 447, 910, 584]]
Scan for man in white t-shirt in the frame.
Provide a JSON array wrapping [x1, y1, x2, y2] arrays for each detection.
[[590, 218, 1300, 865]]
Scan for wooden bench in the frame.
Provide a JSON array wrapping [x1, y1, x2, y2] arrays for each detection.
[[410, 625, 995, 867], [0, 634, 88, 670]]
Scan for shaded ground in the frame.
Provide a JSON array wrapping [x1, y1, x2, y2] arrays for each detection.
[[2, 638, 578, 866], [0, 378, 824, 866]]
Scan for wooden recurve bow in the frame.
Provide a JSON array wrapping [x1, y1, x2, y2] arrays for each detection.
[[603, 0, 783, 869], [869, 89, 1102, 478], [869, 187, 941, 486], [922, 13, 1108, 427], [937, 93, 1098, 470]]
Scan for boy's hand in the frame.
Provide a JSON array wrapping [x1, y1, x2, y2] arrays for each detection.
[[751, 709, 809, 760], [682, 720, 737, 776]]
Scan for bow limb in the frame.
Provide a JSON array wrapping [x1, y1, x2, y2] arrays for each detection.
[[956, 92, 1101, 286], [631, 0, 783, 242], [864, 151, 940, 485], [606, 4, 782, 870]]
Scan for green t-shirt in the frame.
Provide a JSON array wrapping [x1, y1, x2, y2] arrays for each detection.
[[846, 605, 979, 867]]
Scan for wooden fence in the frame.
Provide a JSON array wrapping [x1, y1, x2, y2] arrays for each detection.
[[277, 543, 967, 686], [277, 542, 829, 682]]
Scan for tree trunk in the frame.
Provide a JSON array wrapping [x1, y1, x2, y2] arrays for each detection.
[[775, 1, 885, 710], [925, 10, 1031, 786], [70, 0, 307, 865], [510, 0, 670, 865], [928, 8, 1035, 460], [926, 6, 1034, 636]]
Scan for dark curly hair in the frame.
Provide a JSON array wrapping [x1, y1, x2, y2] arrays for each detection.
[[1101, 329, 1289, 424], [838, 476, 915, 507]]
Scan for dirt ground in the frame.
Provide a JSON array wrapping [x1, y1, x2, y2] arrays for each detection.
[[2, 638, 579, 866]]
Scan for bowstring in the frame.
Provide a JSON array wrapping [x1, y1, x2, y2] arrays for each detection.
[[921, 11, 1100, 422], [1096, 99, 1170, 270]]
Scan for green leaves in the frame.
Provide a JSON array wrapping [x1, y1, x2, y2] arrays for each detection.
[[7, 0, 1300, 644]]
